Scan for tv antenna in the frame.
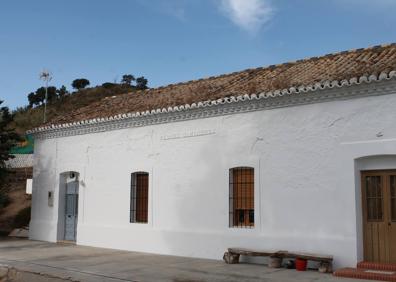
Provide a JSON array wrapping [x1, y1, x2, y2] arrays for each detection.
[[39, 69, 52, 123]]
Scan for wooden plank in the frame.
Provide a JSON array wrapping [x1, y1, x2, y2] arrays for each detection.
[[228, 248, 286, 257], [379, 223, 387, 262], [227, 248, 333, 262], [285, 252, 333, 262], [366, 224, 373, 261]]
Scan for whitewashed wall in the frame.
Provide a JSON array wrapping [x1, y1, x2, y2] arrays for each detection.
[[30, 90, 396, 268]]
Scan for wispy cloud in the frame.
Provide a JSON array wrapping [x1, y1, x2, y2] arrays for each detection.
[[219, 0, 274, 34], [161, 2, 186, 21]]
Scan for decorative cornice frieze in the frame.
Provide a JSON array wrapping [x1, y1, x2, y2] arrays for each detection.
[[28, 71, 396, 140]]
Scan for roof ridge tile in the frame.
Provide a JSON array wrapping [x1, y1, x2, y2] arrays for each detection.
[[32, 43, 396, 132], [28, 69, 396, 135]]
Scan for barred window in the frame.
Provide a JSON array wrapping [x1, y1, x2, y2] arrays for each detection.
[[130, 172, 149, 223], [229, 167, 254, 228]]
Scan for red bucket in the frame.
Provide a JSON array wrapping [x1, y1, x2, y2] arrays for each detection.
[[295, 258, 307, 271]]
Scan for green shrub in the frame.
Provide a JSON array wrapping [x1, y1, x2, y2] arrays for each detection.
[[102, 82, 117, 89], [11, 83, 138, 133], [12, 206, 31, 228]]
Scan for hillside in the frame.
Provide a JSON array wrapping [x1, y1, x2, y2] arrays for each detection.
[[12, 84, 137, 135]]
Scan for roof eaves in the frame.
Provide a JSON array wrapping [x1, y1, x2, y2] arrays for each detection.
[[27, 70, 396, 135]]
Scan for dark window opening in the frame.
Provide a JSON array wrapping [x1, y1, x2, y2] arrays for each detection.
[[130, 172, 149, 223], [229, 167, 254, 228], [237, 209, 245, 224], [249, 209, 254, 223]]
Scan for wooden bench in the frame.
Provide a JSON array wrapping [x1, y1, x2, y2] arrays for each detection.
[[284, 251, 333, 272], [223, 248, 287, 264], [223, 248, 333, 272]]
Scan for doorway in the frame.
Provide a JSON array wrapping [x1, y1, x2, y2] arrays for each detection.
[[58, 172, 79, 242], [362, 170, 396, 263], [64, 177, 79, 241]]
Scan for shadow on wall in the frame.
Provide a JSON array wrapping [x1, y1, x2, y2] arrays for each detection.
[[157, 136, 228, 258], [29, 149, 81, 242], [154, 125, 262, 260], [29, 156, 54, 237]]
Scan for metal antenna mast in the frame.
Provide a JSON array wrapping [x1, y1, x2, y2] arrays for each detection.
[[39, 69, 52, 123]]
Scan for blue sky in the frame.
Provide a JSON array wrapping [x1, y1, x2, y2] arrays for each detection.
[[1, 0, 395, 109]]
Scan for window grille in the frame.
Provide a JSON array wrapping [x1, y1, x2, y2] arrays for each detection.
[[365, 176, 383, 221], [229, 167, 254, 228], [390, 176, 396, 222], [130, 172, 149, 223]]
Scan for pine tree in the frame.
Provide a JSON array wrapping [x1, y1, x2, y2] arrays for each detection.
[[0, 100, 21, 188]]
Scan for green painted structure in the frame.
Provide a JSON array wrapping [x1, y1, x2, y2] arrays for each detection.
[[10, 135, 34, 154]]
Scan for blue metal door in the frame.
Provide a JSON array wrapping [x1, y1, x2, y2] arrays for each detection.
[[64, 181, 78, 241]]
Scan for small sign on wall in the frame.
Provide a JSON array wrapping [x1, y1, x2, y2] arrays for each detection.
[[26, 179, 32, 194], [160, 129, 216, 141], [48, 191, 54, 207]]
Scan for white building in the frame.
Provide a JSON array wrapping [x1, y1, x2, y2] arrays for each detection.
[[28, 44, 396, 269]]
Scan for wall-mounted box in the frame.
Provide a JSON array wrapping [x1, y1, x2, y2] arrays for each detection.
[[48, 191, 54, 207]]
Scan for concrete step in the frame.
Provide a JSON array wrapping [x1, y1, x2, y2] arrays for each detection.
[[358, 261, 396, 272], [334, 266, 396, 281]]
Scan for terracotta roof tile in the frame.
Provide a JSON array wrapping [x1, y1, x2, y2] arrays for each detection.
[[51, 43, 396, 125]]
